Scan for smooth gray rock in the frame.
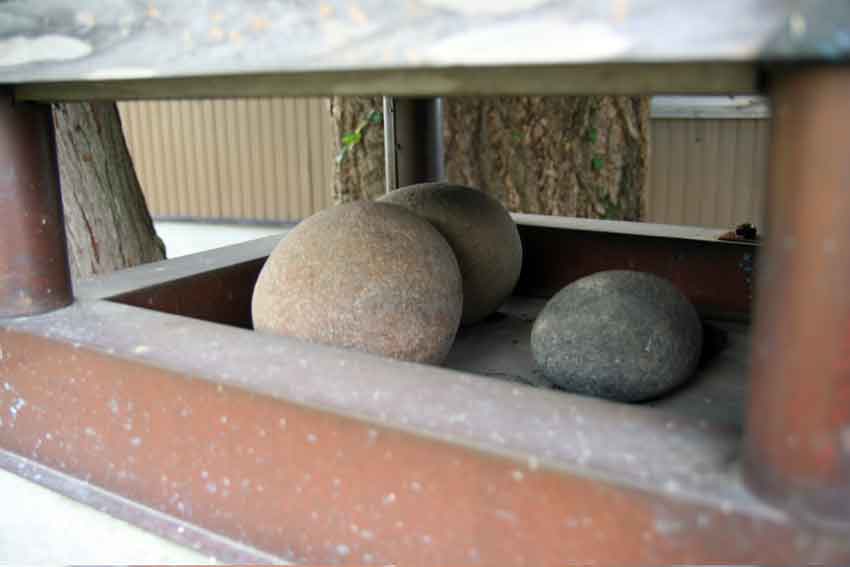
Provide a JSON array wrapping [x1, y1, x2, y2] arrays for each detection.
[[530, 270, 703, 402], [252, 201, 463, 365], [380, 182, 522, 325]]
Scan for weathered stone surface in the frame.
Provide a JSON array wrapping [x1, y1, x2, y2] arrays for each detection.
[[381, 182, 522, 325], [530, 270, 703, 402], [252, 201, 463, 364]]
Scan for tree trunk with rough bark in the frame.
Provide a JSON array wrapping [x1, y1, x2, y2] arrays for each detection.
[[330, 96, 649, 221], [444, 96, 649, 219], [329, 96, 386, 204], [53, 102, 165, 280]]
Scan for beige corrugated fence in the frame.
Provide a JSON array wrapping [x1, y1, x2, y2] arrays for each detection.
[[118, 98, 335, 223], [648, 118, 769, 229], [120, 98, 769, 229]]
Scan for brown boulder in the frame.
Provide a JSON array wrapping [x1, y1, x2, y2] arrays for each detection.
[[252, 201, 463, 364], [381, 182, 522, 324]]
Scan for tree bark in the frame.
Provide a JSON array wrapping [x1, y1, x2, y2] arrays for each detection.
[[444, 96, 649, 220], [330, 95, 649, 221], [329, 96, 386, 204], [53, 102, 165, 280]]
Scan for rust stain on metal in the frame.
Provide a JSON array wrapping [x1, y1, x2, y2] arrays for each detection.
[[744, 66, 850, 528]]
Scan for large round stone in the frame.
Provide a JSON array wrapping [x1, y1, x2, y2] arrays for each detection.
[[380, 182, 522, 325], [530, 270, 703, 402], [251, 201, 463, 364]]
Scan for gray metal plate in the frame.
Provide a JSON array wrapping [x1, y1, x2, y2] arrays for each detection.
[[1, 1, 848, 98]]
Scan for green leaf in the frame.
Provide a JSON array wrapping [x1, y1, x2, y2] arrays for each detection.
[[587, 127, 598, 144], [512, 131, 522, 143], [341, 131, 362, 146], [591, 156, 604, 171], [368, 110, 383, 124]]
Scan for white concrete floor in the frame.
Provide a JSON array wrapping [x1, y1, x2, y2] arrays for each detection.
[[154, 221, 292, 258], [0, 467, 216, 564]]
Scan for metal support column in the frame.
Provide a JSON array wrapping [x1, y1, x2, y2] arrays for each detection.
[[0, 97, 72, 317], [383, 97, 443, 191], [744, 67, 850, 528]]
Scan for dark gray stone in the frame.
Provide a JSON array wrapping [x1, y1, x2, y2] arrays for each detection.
[[380, 182, 522, 325], [530, 270, 703, 402]]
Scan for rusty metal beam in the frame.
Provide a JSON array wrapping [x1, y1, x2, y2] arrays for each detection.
[[74, 234, 281, 327], [515, 216, 756, 320], [744, 67, 850, 528], [110, 258, 265, 329], [75, 234, 279, 300], [1, 298, 848, 564], [0, 96, 72, 317], [71, 219, 756, 328]]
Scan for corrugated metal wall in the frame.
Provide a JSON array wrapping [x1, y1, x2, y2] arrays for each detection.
[[647, 118, 770, 229], [120, 99, 770, 229], [118, 98, 335, 222]]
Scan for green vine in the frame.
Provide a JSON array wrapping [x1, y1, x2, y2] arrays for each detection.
[[582, 104, 624, 219], [336, 110, 382, 164], [593, 184, 626, 220], [591, 155, 605, 171]]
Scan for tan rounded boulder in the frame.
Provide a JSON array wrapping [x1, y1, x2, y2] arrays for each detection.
[[380, 182, 522, 325], [251, 201, 463, 364]]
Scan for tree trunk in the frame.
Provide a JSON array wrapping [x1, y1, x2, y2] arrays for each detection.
[[444, 96, 648, 220], [330, 96, 649, 221], [53, 102, 165, 280], [329, 96, 386, 204]]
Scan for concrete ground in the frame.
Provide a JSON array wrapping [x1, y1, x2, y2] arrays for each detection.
[[154, 220, 293, 258], [0, 466, 216, 564]]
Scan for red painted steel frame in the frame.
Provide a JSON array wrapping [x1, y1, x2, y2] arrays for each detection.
[[744, 67, 850, 528], [1, 296, 848, 565], [1, 69, 849, 565], [97, 220, 756, 329], [514, 217, 755, 320], [0, 231, 847, 564], [0, 97, 72, 317]]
